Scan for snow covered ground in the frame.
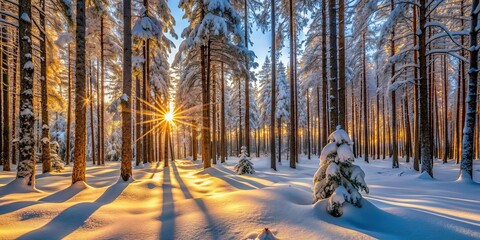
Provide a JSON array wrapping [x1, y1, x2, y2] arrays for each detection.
[[0, 156, 479, 239]]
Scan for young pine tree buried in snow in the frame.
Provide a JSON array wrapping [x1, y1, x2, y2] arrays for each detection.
[[234, 146, 255, 175], [313, 127, 369, 217]]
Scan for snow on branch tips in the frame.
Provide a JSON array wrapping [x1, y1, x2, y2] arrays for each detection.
[[313, 127, 369, 217]]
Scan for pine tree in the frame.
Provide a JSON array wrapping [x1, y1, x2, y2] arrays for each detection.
[[234, 146, 255, 174], [313, 127, 369, 217]]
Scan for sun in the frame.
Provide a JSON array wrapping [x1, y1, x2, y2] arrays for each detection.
[[164, 111, 174, 122]]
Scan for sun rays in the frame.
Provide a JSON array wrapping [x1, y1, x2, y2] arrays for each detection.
[[133, 93, 205, 142]]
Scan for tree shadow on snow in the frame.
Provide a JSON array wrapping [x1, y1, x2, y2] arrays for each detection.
[[18, 180, 130, 240], [314, 199, 480, 239], [159, 163, 222, 239], [198, 167, 267, 190], [159, 167, 175, 240]]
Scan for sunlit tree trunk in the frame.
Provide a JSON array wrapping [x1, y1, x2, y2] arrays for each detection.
[[100, 16, 105, 165], [89, 65, 96, 165], [442, 55, 448, 163], [66, 44, 72, 165], [270, 0, 276, 170], [121, 0, 133, 181], [289, 0, 297, 168], [220, 63, 226, 163], [72, 0, 87, 184], [1, 9, 10, 171], [307, 90, 311, 159], [212, 66, 217, 164], [11, 37, 18, 166], [362, 33, 368, 163], [39, 0, 51, 173]]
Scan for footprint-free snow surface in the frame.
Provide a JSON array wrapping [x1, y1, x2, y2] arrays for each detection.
[[0, 157, 479, 239]]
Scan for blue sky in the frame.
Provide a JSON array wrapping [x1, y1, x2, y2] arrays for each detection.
[[166, 1, 296, 73]]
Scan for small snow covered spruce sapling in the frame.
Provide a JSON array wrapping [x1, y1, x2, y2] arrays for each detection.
[[313, 126, 369, 217], [234, 146, 255, 175], [50, 141, 65, 172]]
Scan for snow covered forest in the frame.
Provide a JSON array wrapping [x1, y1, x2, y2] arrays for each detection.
[[0, 0, 480, 238]]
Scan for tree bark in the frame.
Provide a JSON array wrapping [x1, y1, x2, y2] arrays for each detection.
[[321, 0, 328, 149], [89, 64, 96, 165], [66, 44, 72, 165], [220, 63, 226, 163], [328, 0, 338, 131], [121, 0, 133, 181], [338, 0, 346, 129], [418, 0, 433, 177], [459, 0, 478, 179], [100, 16, 105, 165], [72, 0, 87, 184], [362, 33, 368, 163], [289, 0, 296, 168], [270, 0, 276, 170], [1, 9, 10, 171]]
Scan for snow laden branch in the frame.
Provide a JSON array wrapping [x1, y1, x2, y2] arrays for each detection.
[[425, 22, 468, 51]]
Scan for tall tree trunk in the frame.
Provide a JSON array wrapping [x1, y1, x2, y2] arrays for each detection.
[[220, 63, 226, 163], [135, 76, 141, 166], [390, 0, 398, 168], [212, 67, 217, 164], [278, 117, 281, 162], [418, 0, 433, 177], [443, 55, 448, 163], [40, 0, 50, 173], [11, 38, 18, 165], [244, 0, 251, 156], [121, 0, 133, 181], [352, 84, 357, 157], [456, 0, 466, 163], [376, 70, 380, 160], [1, 10, 10, 171], [362, 33, 368, 163], [328, 0, 338, 131], [412, 4, 420, 170], [404, 89, 412, 163], [201, 43, 210, 168], [307, 90, 311, 159], [192, 124, 197, 161], [96, 60, 101, 165], [164, 125, 169, 167], [66, 44, 72, 165], [72, 0, 87, 184], [89, 65, 96, 165], [289, 0, 297, 168], [270, 0, 277, 170], [459, 0, 478, 180], [100, 16, 105, 165], [321, 0, 328, 148], [338, 0, 346, 129]]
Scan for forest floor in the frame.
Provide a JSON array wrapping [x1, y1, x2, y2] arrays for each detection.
[[0, 155, 479, 239]]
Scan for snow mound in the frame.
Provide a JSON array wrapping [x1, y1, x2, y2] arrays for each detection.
[[417, 171, 434, 180], [0, 178, 40, 196]]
